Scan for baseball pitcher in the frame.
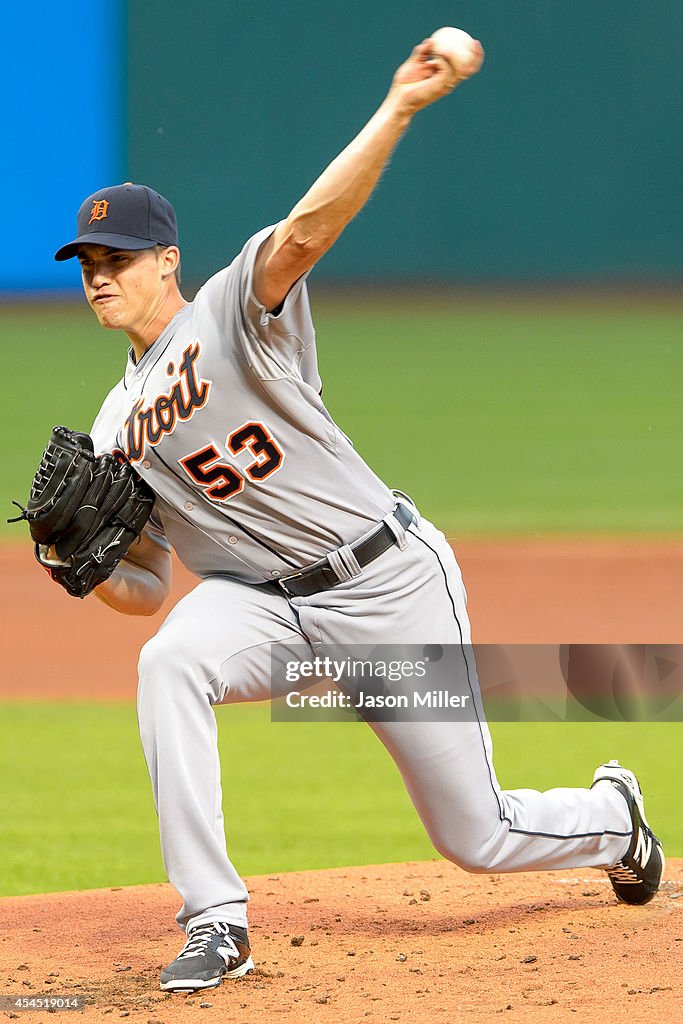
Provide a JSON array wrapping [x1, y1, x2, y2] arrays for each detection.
[[26, 33, 662, 992]]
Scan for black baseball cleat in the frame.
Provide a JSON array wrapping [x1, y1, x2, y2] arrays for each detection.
[[160, 921, 254, 991], [591, 759, 665, 905]]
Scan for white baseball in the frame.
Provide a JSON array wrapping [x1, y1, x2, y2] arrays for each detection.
[[429, 26, 484, 79]]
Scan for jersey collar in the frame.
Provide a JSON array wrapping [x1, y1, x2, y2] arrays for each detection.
[[124, 305, 190, 389]]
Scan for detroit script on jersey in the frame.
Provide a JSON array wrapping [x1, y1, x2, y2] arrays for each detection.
[[91, 225, 395, 583], [117, 342, 210, 463]]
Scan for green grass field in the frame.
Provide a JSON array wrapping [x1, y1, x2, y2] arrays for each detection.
[[2, 297, 682, 534], [1, 295, 681, 897], [0, 702, 679, 897]]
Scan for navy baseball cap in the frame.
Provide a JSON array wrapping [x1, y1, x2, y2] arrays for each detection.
[[54, 182, 178, 261]]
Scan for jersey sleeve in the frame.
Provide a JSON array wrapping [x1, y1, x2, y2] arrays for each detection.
[[90, 380, 126, 457], [200, 224, 321, 388]]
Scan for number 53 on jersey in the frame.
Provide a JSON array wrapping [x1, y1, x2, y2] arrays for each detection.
[[179, 421, 284, 501]]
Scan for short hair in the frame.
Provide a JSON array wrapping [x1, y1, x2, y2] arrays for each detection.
[[155, 243, 182, 286]]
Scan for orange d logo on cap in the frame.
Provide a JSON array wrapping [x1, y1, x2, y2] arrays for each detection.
[[55, 183, 178, 262], [88, 199, 110, 225]]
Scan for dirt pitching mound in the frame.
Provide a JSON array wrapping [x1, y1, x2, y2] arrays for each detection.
[[1, 860, 681, 1023]]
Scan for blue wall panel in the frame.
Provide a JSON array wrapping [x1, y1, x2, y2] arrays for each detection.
[[0, 2, 123, 291], [4, 3, 681, 291]]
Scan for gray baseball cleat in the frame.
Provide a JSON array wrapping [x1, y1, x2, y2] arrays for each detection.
[[591, 759, 665, 905], [160, 921, 254, 991]]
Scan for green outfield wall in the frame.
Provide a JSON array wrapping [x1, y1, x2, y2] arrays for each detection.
[[128, 1, 682, 284]]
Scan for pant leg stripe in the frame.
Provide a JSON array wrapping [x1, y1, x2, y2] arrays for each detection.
[[410, 528, 633, 844], [408, 526, 511, 828], [508, 827, 632, 839]]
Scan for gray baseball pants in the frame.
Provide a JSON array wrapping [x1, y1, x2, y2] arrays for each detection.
[[136, 507, 631, 932]]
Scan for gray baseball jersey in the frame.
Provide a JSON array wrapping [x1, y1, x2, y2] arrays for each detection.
[[90, 224, 633, 938], [91, 224, 394, 582]]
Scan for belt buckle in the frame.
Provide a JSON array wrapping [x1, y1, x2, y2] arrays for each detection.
[[277, 573, 302, 597]]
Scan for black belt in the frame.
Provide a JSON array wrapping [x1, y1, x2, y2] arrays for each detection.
[[277, 503, 415, 598]]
